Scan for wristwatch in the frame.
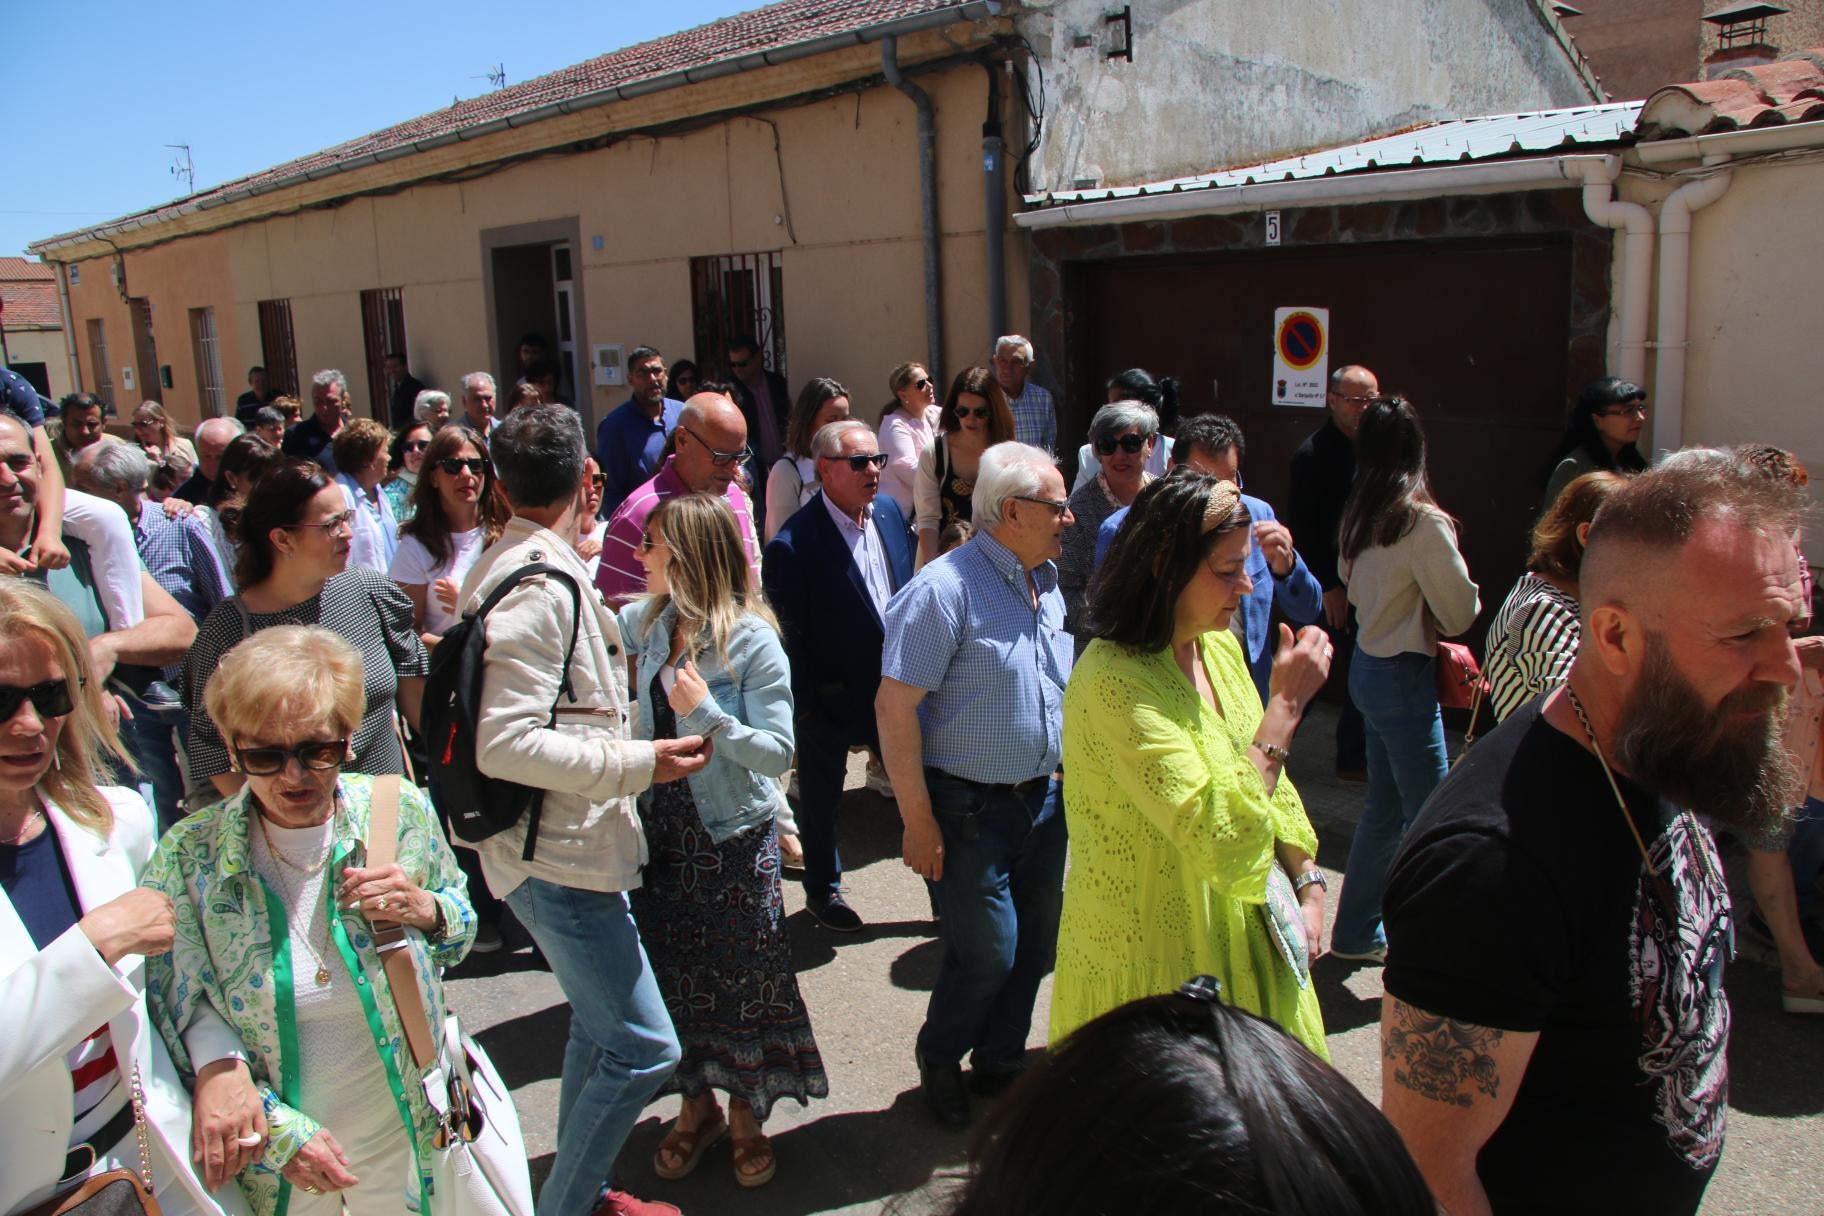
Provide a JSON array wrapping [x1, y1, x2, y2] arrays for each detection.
[[1292, 869, 1328, 894], [1252, 739, 1292, 765]]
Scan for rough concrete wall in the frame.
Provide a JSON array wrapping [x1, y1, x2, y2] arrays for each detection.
[[1558, 0, 1702, 101], [1018, 0, 1600, 192]]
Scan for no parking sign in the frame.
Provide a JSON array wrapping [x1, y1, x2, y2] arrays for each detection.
[[1271, 307, 1329, 407]]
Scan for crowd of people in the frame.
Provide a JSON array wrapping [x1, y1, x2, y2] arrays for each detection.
[[1, 330, 1819, 1216]]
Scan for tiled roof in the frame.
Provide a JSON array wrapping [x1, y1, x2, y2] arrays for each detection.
[[32, 0, 982, 251], [0, 267, 61, 329], [1637, 48, 1824, 138], [1026, 103, 1641, 206], [0, 258, 55, 282]]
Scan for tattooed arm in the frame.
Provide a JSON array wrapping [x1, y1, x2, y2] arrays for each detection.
[[1379, 995, 1539, 1216]]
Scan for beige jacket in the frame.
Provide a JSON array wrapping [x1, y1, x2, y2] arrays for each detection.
[[460, 516, 656, 898]]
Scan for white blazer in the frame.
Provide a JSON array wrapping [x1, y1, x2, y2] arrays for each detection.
[[0, 788, 249, 1216]]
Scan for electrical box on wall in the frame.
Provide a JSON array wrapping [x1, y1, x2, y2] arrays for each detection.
[[592, 344, 625, 387], [159, 365, 174, 390], [120, 366, 135, 391]]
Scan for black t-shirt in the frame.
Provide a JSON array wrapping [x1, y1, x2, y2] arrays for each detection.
[[1383, 699, 1732, 1216]]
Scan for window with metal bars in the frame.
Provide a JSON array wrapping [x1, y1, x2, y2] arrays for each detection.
[[189, 307, 226, 419], [257, 299, 300, 398], [85, 318, 114, 409], [690, 252, 786, 385], [359, 287, 407, 419]]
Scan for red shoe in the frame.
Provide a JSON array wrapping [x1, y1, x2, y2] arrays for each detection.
[[593, 1191, 682, 1216]]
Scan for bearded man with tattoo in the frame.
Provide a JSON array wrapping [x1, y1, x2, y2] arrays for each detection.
[[1377, 449, 1809, 1216]]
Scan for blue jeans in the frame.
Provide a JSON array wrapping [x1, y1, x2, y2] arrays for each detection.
[[1334, 650, 1448, 955], [504, 878, 680, 1216], [116, 687, 185, 833], [916, 771, 1068, 1073]]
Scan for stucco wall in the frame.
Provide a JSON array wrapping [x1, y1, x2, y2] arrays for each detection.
[[2, 328, 73, 400], [1018, 0, 1599, 191], [51, 60, 1029, 435]]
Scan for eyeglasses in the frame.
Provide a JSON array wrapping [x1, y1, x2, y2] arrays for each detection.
[[638, 530, 666, 552], [1012, 495, 1070, 518], [1333, 392, 1377, 406], [590, 473, 606, 488], [680, 425, 752, 468], [827, 452, 889, 471], [728, 357, 753, 371], [0, 678, 78, 721], [437, 457, 488, 476], [1094, 433, 1149, 456], [233, 739, 349, 776], [1599, 402, 1649, 418], [283, 510, 355, 535], [404, 440, 430, 453], [955, 405, 991, 421]]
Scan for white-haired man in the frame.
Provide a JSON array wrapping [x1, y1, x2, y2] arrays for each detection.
[[992, 335, 1055, 451], [175, 415, 244, 504], [459, 371, 497, 438], [283, 368, 349, 472], [877, 441, 1075, 1129]]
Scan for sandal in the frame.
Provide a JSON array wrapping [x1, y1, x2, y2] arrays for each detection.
[[652, 1109, 728, 1180], [731, 1133, 777, 1189]]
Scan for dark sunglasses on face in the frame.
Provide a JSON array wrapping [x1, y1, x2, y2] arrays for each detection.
[[404, 440, 430, 453], [233, 739, 349, 776], [908, 377, 932, 392], [438, 457, 488, 476], [1095, 433, 1149, 456], [0, 678, 79, 721], [955, 405, 991, 421], [830, 452, 889, 471], [590, 473, 606, 488]]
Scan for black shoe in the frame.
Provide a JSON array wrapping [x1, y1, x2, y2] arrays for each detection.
[[969, 1063, 1025, 1098], [807, 892, 863, 933], [917, 1050, 970, 1128]]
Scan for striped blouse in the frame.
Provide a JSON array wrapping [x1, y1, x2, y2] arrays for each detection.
[[1485, 572, 1582, 723]]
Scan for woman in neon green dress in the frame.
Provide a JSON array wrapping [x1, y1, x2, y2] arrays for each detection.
[[1054, 473, 1335, 1057]]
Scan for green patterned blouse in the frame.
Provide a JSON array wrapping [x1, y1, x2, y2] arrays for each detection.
[[142, 774, 476, 1216]]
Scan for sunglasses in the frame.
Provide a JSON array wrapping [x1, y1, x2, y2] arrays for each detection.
[[1095, 433, 1149, 456], [955, 405, 991, 421], [437, 458, 488, 476], [829, 452, 889, 471], [0, 678, 78, 721], [590, 473, 606, 488], [906, 377, 932, 393], [639, 530, 665, 552], [1012, 495, 1070, 518], [233, 739, 349, 776], [404, 440, 430, 453]]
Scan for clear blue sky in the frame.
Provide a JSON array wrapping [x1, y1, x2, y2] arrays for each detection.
[[7, 0, 753, 258]]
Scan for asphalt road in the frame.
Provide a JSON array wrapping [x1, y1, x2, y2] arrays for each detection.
[[444, 703, 1824, 1215]]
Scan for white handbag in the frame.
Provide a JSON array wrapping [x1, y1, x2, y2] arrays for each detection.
[[368, 777, 534, 1216]]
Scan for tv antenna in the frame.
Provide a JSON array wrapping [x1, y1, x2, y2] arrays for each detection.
[[166, 144, 195, 194], [476, 63, 507, 90]]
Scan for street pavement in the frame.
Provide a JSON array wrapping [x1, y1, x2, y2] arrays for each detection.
[[445, 702, 1823, 1215]]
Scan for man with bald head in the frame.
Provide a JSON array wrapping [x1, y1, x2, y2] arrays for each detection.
[[1378, 448, 1807, 1216], [175, 415, 244, 503], [595, 391, 760, 605]]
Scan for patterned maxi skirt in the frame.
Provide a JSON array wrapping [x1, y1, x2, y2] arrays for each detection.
[[629, 688, 829, 1120]]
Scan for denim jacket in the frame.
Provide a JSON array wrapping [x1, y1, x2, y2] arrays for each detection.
[[619, 598, 796, 842]]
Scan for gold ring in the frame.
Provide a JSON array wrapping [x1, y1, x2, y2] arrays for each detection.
[[302, 1185, 320, 1194], [377, 896, 391, 912]]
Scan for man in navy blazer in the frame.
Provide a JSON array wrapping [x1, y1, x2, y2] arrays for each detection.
[[1096, 414, 1322, 702], [763, 420, 914, 930]]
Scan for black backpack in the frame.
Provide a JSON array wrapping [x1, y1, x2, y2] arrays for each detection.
[[422, 562, 582, 861]]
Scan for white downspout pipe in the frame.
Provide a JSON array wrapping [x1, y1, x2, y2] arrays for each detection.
[[1650, 154, 1732, 455], [50, 260, 83, 395], [1566, 156, 1655, 385]]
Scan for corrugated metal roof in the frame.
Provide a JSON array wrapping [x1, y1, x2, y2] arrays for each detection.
[[1025, 102, 1642, 207]]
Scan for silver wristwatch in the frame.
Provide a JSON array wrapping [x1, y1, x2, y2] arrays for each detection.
[[1292, 869, 1328, 894]]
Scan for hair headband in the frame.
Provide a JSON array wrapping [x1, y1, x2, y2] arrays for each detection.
[[1201, 480, 1242, 533]]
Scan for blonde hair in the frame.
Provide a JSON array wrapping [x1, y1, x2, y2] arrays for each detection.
[[0, 581, 132, 835], [204, 626, 366, 750], [643, 493, 778, 666], [131, 400, 177, 450]]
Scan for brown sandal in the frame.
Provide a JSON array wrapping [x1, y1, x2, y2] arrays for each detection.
[[731, 1133, 777, 1189], [652, 1110, 728, 1180]]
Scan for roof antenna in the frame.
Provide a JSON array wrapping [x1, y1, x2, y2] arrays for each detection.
[[476, 63, 507, 90], [166, 143, 195, 195]]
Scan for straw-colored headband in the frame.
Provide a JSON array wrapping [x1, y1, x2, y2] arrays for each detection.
[[1201, 480, 1242, 533]]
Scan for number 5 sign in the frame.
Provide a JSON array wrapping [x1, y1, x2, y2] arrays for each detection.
[[1265, 210, 1281, 246]]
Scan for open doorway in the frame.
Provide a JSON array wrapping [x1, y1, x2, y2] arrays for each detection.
[[483, 219, 586, 414]]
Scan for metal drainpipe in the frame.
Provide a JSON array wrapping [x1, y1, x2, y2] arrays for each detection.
[[1650, 153, 1732, 455], [883, 35, 943, 384], [982, 60, 1007, 348], [50, 260, 83, 394]]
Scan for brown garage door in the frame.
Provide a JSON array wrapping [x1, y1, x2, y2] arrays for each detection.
[[1068, 234, 1575, 651]]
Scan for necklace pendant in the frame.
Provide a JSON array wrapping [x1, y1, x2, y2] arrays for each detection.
[[315, 966, 332, 986]]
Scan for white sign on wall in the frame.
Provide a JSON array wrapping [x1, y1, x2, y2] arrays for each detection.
[[121, 366, 135, 391], [1271, 307, 1329, 408]]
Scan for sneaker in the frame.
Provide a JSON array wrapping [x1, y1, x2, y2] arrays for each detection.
[[864, 760, 895, 799], [916, 1049, 970, 1129], [1330, 945, 1388, 965], [470, 922, 503, 954], [593, 1190, 682, 1216], [806, 891, 864, 933]]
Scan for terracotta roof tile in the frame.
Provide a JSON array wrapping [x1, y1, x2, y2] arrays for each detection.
[[0, 258, 56, 282], [0, 279, 62, 329], [1638, 47, 1824, 136]]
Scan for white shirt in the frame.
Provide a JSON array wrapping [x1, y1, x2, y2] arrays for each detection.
[[823, 493, 894, 619], [389, 527, 486, 635], [579, 518, 608, 581], [337, 473, 400, 574]]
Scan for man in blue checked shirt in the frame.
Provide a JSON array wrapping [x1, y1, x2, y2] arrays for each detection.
[[876, 441, 1075, 1131]]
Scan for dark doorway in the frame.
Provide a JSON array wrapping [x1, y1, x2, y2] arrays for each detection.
[[490, 245, 561, 398], [1068, 235, 1576, 649], [128, 296, 161, 405], [8, 361, 50, 397]]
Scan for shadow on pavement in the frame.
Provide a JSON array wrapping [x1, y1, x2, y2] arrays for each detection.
[[1722, 961, 1824, 1118], [1312, 955, 1384, 1036], [473, 1003, 569, 1090], [888, 938, 945, 993], [789, 913, 936, 974]]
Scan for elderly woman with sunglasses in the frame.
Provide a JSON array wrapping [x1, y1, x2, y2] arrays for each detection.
[[1057, 401, 1160, 652], [183, 460, 429, 801], [145, 626, 474, 1216], [0, 581, 246, 1216], [390, 426, 507, 648]]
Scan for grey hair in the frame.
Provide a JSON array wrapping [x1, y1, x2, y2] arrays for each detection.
[[994, 335, 1034, 363], [973, 442, 1057, 531], [310, 368, 347, 396], [1089, 401, 1159, 446], [414, 389, 452, 420], [195, 417, 244, 444], [460, 372, 495, 399], [83, 441, 151, 493], [492, 403, 586, 508], [810, 419, 875, 459]]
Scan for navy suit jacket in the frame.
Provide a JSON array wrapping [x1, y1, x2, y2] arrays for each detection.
[[763, 492, 914, 743]]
